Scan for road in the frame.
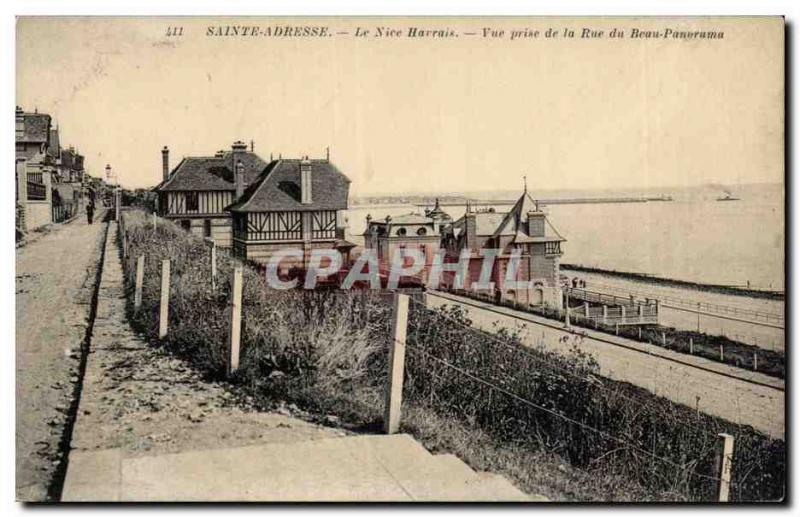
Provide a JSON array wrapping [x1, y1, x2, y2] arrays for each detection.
[[425, 291, 784, 440], [15, 212, 106, 501]]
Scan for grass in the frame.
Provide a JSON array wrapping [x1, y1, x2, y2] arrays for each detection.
[[118, 209, 785, 502]]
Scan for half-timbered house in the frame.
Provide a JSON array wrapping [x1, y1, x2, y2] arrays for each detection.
[[155, 141, 267, 246], [228, 156, 354, 268]]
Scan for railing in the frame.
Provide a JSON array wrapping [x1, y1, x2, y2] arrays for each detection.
[[567, 302, 659, 326], [27, 181, 46, 201], [582, 280, 784, 325], [52, 203, 75, 223], [566, 288, 658, 326]]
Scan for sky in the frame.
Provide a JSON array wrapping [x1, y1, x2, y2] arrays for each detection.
[[16, 16, 784, 194]]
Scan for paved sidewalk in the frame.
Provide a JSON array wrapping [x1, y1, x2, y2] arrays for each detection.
[[15, 212, 107, 501]]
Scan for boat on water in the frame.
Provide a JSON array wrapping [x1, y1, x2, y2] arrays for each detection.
[[716, 190, 740, 202]]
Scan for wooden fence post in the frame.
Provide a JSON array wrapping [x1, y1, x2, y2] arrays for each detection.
[[384, 293, 409, 434], [715, 433, 735, 502], [211, 241, 218, 290], [134, 255, 145, 310], [564, 289, 571, 329], [226, 267, 243, 376], [158, 259, 170, 339], [753, 351, 758, 371], [720, 344, 724, 361], [697, 302, 702, 332], [661, 331, 666, 346], [689, 337, 694, 354]]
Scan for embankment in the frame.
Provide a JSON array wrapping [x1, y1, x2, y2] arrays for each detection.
[[116, 210, 785, 502]]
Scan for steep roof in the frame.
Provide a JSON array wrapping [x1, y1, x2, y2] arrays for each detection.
[[491, 191, 538, 238], [426, 198, 453, 222], [491, 191, 565, 243], [47, 128, 61, 158], [17, 112, 51, 144], [228, 159, 350, 212], [157, 150, 267, 192], [451, 191, 565, 243]]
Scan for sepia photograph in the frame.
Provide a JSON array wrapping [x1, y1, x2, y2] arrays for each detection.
[[12, 13, 786, 504]]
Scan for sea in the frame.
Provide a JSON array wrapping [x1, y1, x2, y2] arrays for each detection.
[[344, 183, 785, 291]]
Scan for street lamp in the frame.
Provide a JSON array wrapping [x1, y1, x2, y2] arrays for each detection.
[[106, 163, 121, 222]]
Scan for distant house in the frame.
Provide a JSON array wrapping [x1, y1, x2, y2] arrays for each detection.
[[364, 209, 447, 284], [228, 156, 355, 267], [444, 190, 566, 308], [155, 141, 266, 246], [58, 145, 86, 185], [15, 107, 55, 232]]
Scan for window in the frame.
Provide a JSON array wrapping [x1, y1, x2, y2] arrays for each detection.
[[180, 220, 191, 232], [186, 192, 199, 211], [396, 227, 407, 236], [204, 219, 212, 238], [416, 227, 427, 236], [545, 241, 561, 255]]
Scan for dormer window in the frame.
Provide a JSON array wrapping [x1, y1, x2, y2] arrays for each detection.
[[416, 227, 427, 236], [396, 227, 407, 236]]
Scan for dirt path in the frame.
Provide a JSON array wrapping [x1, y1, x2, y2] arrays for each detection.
[[67, 222, 347, 492], [15, 212, 107, 501], [426, 291, 784, 440]]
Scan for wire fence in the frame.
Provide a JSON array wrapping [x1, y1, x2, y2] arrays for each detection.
[[117, 210, 785, 502]]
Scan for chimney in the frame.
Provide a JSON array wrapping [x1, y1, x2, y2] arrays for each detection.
[[235, 160, 245, 199], [300, 155, 312, 204], [464, 212, 477, 252], [527, 211, 546, 237], [231, 140, 247, 166], [161, 146, 169, 181]]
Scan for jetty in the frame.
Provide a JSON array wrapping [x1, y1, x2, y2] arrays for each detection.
[[414, 195, 673, 209]]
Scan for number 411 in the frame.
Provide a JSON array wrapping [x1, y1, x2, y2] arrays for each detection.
[[166, 26, 184, 37]]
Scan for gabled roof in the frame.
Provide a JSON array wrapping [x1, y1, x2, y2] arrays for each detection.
[[491, 191, 565, 243], [491, 191, 538, 239], [228, 159, 350, 212], [157, 150, 267, 192], [453, 191, 565, 243]]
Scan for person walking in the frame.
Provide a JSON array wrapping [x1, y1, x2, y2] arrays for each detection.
[[86, 201, 95, 225]]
